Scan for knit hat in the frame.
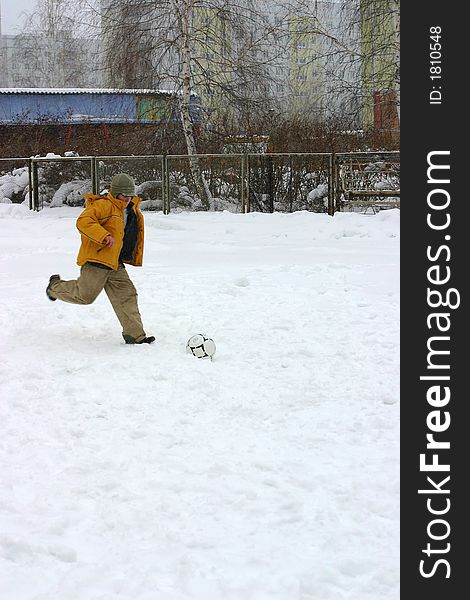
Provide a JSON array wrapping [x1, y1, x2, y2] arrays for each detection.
[[110, 173, 136, 197]]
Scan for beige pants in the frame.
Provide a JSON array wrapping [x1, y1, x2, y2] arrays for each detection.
[[50, 262, 146, 342]]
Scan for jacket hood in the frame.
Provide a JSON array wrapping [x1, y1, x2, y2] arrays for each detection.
[[83, 192, 142, 210]]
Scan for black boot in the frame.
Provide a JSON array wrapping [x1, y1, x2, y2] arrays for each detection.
[[123, 335, 156, 345], [46, 274, 60, 301]]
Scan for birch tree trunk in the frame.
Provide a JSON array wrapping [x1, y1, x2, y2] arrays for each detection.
[[179, 0, 213, 210]]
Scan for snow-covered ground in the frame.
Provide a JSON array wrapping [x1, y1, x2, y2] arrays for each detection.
[[0, 204, 399, 600]]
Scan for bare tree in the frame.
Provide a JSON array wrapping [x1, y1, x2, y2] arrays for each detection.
[[17, 0, 78, 87], [99, 0, 279, 207], [14, 0, 103, 88]]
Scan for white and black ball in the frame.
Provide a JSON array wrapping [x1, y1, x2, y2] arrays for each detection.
[[186, 334, 216, 359]]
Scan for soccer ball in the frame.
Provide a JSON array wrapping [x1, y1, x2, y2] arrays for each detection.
[[186, 334, 216, 359]]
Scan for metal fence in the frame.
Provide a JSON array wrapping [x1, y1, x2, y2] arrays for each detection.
[[1, 152, 400, 215]]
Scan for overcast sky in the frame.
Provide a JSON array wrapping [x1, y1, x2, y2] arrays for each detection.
[[1, 0, 36, 34]]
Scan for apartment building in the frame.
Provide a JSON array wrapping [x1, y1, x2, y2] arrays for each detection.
[[360, 0, 399, 131], [0, 32, 103, 89]]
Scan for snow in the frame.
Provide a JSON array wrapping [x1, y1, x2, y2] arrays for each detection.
[[0, 205, 399, 599], [0, 168, 29, 203], [50, 180, 91, 208], [307, 183, 328, 202]]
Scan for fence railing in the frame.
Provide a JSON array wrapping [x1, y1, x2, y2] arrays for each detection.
[[0, 152, 400, 215]]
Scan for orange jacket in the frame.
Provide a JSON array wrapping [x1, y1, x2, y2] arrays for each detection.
[[76, 193, 144, 270]]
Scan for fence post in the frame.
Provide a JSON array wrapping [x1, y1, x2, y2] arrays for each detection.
[[240, 155, 245, 213], [31, 160, 39, 211], [27, 159, 33, 211], [246, 155, 251, 213], [162, 154, 169, 214], [267, 155, 274, 213], [90, 157, 94, 194], [288, 156, 293, 213], [328, 153, 335, 216], [335, 155, 342, 213], [91, 157, 98, 194]]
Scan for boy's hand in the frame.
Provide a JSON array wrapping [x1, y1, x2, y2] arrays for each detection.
[[103, 235, 115, 247]]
